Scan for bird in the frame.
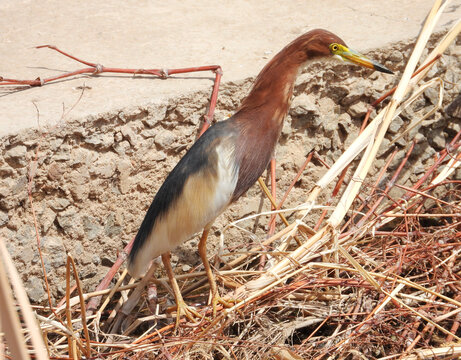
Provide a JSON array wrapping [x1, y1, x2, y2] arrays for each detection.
[[128, 29, 392, 325]]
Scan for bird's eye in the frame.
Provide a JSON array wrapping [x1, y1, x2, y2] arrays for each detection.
[[330, 43, 339, 52]]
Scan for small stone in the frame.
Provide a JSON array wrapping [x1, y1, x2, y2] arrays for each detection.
[[41, 236, 67, 267], [318, 97, 337, 114], [348, 102, 368, 118], [373, 159, 385, 171], [421, 147, 436, 162], [11, 225, 34, 246], [344, 128, 360, 149], [412, 97, 426, 112], [171, 254, 179, 264], [338, 113, 352, 129], [447, 121, 461, 134], [394, 137, 407, 147], [141, 128, 158, 138], [71, 125, 88, 138], [0, 176, 27, 210], [82, 215, 103, 240], [446, 94, 461, 119], [429, 129, 446, 150], [80, 264, 97, 279], [100, 133, 116, 148], [421, 118, 439, 128], [48, 162, 65, 181], [121, 125, 138, 147], [408, 124, 422, 139], [42, 257, 52, 274], [424, 87, 439, 105], [84, 133, 114, 149], [456, 168, 461, 182], [104, 213, 122, 237], [289, 93, 318, 116], [0, 211, 8, 226], [49, 138, 64, 151], [388, 50, 403, 63], [117, 158, 132, 194], [41, 236, 64, 251], [188, 113, 203, 126], [114, 132, 123, 142], [68, 169, 90, 201], [25, 276, 46, 303], [281, 118, 292, 138], [57, 207, 83, 238], [323, 118, 338, 133], [118, 111, 128, 123], [0, 166, 14, 177], [144, 150, 167, 163], [340, 80, 367, 106], [327, 84, 350, 102], [154, 130, 176, 149], [70, 184, 89, 202], [313, 135, 332, 151], [113, 140, 131, 155], [378, 138, 391, 157], [414, 164, 425, 174], [79, 251, 92, 265], [444, 69, 459, 90], [101, 255, 115, 267], [388, 116, 404, 134], [20, 247, 35, 264], [74, 242, 84, 256], [414, 132, 426, 143], [182, 264, 192, 272], [69, 148, 96, 168], [54, 145, 72, 162], [4, 145, 27, 168], [40, 207, 56, 233], [92, 254, 101, 265], [90, 153, 117, 179], [446, 44, 461, 56], [290, 94, 322, 129], [48, 198, 70, 211], [143, 105, 168, 128], [294, 72, 314, 87]]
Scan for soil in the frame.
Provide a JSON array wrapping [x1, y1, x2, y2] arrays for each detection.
[[0, 1, 460, 305]]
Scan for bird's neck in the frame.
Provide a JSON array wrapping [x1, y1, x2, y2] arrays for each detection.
[[236, 58, 301, 127]]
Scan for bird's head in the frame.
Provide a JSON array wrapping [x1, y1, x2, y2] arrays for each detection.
[[287, 29, 393, 74], [238, 29, 393, 113]]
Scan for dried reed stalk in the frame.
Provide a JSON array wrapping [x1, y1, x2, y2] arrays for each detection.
[[0, 239, 49, 360], [0, 239, 31, 360]]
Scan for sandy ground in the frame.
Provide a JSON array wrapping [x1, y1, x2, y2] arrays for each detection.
[[1, 0, 460, 137]]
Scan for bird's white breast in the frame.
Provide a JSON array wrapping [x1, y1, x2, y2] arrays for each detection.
[[130, 137, 238, 277], [207, 140, 239, 226]]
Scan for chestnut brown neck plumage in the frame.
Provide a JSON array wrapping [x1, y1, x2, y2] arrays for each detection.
[[236, 29, 344, 122], [237, 56, 299, 124], [230, 29, 345, 201], [237, 29, 345, 121]]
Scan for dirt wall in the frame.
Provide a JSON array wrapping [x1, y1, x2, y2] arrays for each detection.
[[0, 32, 459, 303]]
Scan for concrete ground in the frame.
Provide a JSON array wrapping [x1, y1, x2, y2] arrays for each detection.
[[1, 0, 460, 136]]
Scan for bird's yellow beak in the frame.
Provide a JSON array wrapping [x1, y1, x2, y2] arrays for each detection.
[[330, 43, 393, 74]]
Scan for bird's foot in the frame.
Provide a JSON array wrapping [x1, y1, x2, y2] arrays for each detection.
[[173, 300, 202, 330], [211, 293, 235, 317]]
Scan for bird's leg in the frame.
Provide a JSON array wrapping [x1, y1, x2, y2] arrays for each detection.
[[161, 253, 201, 329], [198, 229, 233, 316]]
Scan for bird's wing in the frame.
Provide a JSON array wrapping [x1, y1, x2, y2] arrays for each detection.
[[128, 121, 239, 277]]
